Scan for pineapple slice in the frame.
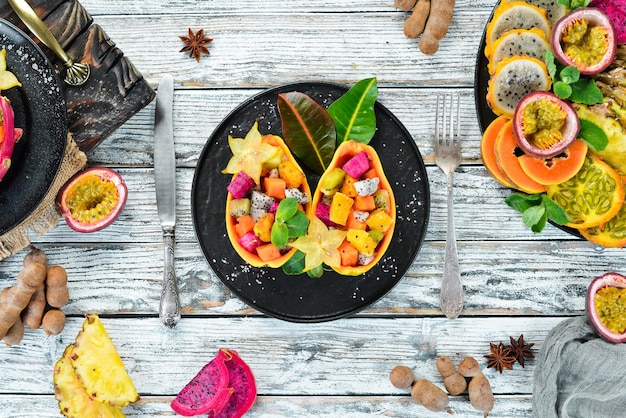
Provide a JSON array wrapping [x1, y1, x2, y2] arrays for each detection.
[[54, 345, 125, 418], [69, 315, 139, 407]]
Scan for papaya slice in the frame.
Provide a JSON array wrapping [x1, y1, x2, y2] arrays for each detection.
[[225, 125, 312, 268], [517, 139, 588, 186], [311, 140, 396, 276], [547, 154, 624, 230], [480, 115, 515, 188], [494, 120, 546, 194]]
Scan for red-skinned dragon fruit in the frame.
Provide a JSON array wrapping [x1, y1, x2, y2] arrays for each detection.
[[341, 151, 370, 178], [171, 350, 234, 416], [209, 349, 257, 418], [589, 0, 626, 44], [172, 349, 257, 417], [0, 95, 22, 182]]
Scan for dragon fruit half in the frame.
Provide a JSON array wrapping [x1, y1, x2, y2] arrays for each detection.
[[589, 0, 626, 44], [209, 349, 257, 418], [171, 350, 234, 416], [0, 96, 21, 183]]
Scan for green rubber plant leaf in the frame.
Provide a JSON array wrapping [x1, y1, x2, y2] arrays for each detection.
[[278, 91, 336, 175], [328, 77, 378, 145]]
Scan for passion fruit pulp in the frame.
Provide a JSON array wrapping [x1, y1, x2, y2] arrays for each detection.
[[551, 7, 617, 75], [57, 167, 127, 233], [513, 91, 579, 158], [587, 272, 626, 343]]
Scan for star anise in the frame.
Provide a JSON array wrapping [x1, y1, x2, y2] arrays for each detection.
[[507, 334, 534, 368], [484, 342, 516, 374], [179, 28, 213, 62]]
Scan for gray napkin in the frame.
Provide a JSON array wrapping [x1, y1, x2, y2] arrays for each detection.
[[533, 316, 626, 417]]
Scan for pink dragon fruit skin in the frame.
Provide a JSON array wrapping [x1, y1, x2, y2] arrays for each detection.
[[341, 151, 370, 178], [171, 350, 234, 416], [227, 171, 255, 199], [238, 231, 262, 253], [315, 202, 336, 227], [209, 349, 257, 418], [0, 96, 18, 182], [590, 0, 626, 44], [268, 201, 280, 214]]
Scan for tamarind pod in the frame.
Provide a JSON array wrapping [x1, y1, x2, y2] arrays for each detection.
[[404, 0, 431, 39], [16, 262, 47, 293], [46, 265, 69, 308], [0, 287, 30, 339], [22, 285, 46, 330], [395, 0, 418, 12], [458, 356, 482, 377], [418, 0, 455, 54], [42, 309, 66, 336], [23, 245, 48, 269], [468, 372, 494, 417], [3, 316, 24, 346]]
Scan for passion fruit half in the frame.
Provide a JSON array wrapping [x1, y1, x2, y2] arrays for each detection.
[[551, 7, 617, 75], [586, 272, 626, 343], [57, 167, 127, 233], [513, 91, 579, 158]]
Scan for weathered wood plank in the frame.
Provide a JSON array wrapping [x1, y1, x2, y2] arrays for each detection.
[[0, 394, 533, 417], [0, 239, 611, 317], [0, 316, 565, 397]]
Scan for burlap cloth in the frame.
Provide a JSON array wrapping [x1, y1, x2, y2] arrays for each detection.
[[0, 134, 87, 260], [533, 316, 626, 417]]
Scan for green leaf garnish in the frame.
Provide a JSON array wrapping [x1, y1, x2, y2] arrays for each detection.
[[278, 91, 337, 174], [542, 50, 603, 105], [271, 222, 289, 248], [559, 66, 580, 85], [570, 78, 604, 105], [505, 193, 570, 233], [285, 210, 309, 238], [271, 198, 310, 248], [282, 250, 306, 275], [557, 0, 591, 9], [553, 81, 573, 99], [328, 77, 378, 145], [579, 118, 609, 152], [275, 197, 298, 222]]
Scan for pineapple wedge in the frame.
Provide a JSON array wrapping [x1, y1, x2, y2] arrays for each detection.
[[69, 314, 139, 407], [54, 345, 125, 418]]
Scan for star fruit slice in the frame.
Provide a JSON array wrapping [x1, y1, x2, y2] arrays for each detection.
[[290, 216, 346, 272], [0, 49, 21, 91], [222, 122, 281, 185]]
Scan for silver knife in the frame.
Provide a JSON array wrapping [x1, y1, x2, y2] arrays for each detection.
[[154, 74, 181, 327]]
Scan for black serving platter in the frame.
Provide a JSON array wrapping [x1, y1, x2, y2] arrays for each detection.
[[0, 19, 66, 235], [191, 82, 430, 322]]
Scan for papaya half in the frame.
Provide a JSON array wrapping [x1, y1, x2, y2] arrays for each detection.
[[311, 140, 396, 276], [224, 124, 312, 268]]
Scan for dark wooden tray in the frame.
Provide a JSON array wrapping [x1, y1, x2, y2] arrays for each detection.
[[0, 0, 155, 153]]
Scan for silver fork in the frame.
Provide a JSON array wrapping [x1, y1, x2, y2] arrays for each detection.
[[434, 93, 463, 319]]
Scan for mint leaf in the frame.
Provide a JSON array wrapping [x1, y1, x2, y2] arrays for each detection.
[[579, 118, 609, 151], [282, 250, 305, 275], [531, 210, 548, 233], [542, 195, 570, 225], [275, 197, 298, 222], [285, 210, 309, 238], [554, 81, 572, 99], [559, 66, 580, 85], [271, 221, 289, 248], [543, 50, 557, 79], [505, 193, 542, 213], [523, 205, 546, 229], [570, 78, 604, 105]]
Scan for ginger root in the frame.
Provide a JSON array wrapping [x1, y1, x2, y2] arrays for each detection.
[[436, 355, 467, 395], [418, 0, 455, 54], [404, 0, 431, 39]]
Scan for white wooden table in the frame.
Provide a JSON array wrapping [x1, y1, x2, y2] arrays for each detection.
[[1, 1, 620, 416]]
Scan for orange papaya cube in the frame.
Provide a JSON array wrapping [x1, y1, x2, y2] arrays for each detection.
[[340, 175, 358, 198], [256, 243, 282, 261], [263, 177, 287, 200], [253, 212, 275, 242], [362, 168, 378, 179], [353, 195, 376, 211], [338, 240, 359, 266], [346, 229, 376, 256], [366, 209, 393, 232], [278, 160, 305, 188], [235, 215, 255, 238], [346, 212, 367, 231], [329, 192, 354, 226]]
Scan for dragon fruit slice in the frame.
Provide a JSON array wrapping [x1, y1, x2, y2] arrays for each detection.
[[590, 0, 626, 44], [353, 177, 380, 196], [352, 210, 370, 222], [209, 349, 257, 418], [315, 202, 336, 227], [0, 96, 18, 183], [341, 151, 370, 178], [239, 231, 263, 253], [171, 350, 234, 416], [227, 171, 255, 199], [284, 188, 309, 205]]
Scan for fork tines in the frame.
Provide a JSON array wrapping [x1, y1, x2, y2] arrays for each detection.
[[435, 93, 461, 146]]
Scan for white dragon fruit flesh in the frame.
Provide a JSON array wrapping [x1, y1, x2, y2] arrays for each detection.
[[284, 188, 309, 204], [353, 177, 380, 196]]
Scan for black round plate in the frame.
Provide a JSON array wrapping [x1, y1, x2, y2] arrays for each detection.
[[0, 19, 67, 235], [191, 82, 430, 323], [473, 8, 582, 238]]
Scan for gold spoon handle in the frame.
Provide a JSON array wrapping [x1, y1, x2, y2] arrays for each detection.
[[8, 0, 73, 66]]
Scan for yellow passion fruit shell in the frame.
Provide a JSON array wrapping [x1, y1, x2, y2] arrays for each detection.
[[57, 167, 127, 233]]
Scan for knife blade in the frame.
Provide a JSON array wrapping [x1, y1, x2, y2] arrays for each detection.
[[154, 74, 181, 327]]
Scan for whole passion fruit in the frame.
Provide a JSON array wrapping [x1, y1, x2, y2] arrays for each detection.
[[586, 272, 626, 343], [551, 7, 617, 75], [513, 91, 579, 158], [57, 167, 127, 233]]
